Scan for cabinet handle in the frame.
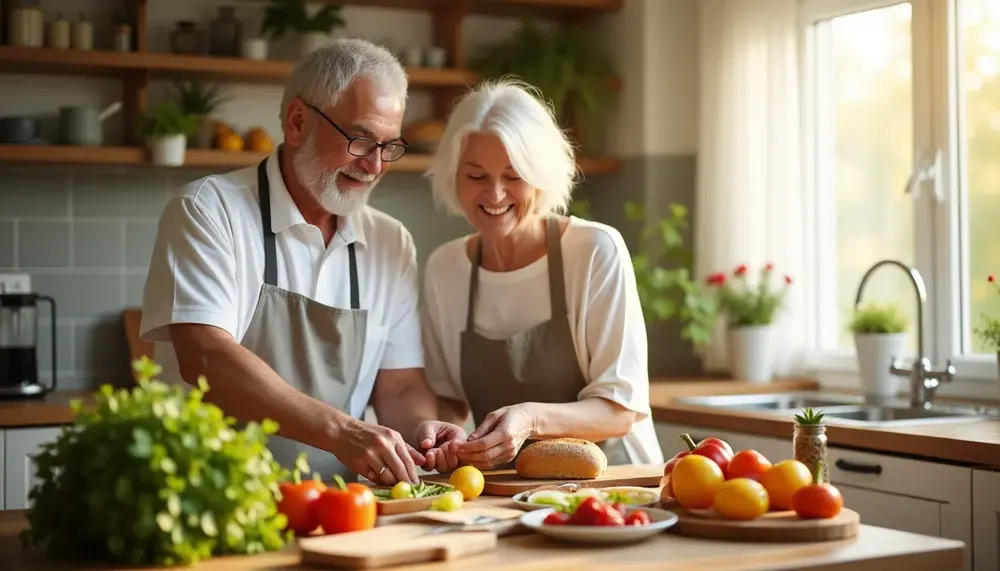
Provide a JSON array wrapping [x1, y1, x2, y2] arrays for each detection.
[[834, 458, 883, 475]]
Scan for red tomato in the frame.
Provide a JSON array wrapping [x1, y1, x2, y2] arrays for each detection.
[[726, 450, 772, 481], [791, 482, 844, 519], [543, 512, 570, 525], [277, 480, 326, 535], [597, 504, 625, 526], [313, 476, 377, 534], [568, 496, 604, 525], [624, 510, 651, 526], [680, 433, 734, 474]]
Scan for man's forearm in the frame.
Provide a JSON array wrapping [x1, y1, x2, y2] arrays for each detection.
[[170, 325, 349, 452], [372, 369, 439, 447], [529, 398, 636, 442]]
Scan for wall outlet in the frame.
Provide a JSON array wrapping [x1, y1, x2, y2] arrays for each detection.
[[0, 273, 31, 294]]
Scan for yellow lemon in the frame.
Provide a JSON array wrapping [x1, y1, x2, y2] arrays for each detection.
[[449, 466, 485, 501]]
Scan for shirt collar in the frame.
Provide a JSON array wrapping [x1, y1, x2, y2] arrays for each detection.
[[263, 149, 368, 249]]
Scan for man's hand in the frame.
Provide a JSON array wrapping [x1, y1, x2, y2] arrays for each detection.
[[456, 404, 537, 469], [414, 421, 466, 473], [330, 417, 425, 485]]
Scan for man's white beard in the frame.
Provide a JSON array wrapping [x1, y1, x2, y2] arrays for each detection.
[[294, 131, 378, 217]]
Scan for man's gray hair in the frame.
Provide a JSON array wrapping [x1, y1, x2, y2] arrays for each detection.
[[280, 38, 408, 128]]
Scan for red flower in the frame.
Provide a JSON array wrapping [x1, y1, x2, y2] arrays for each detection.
[[784, 275, 793, 285], [706, 273, 727, 286], [734, 264, 748, 276], [765, 262, 775, 271]]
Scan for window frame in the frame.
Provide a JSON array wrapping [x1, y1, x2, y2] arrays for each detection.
[[798, 0, 998, 392]]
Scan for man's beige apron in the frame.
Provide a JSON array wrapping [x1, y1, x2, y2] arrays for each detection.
[[238, 159, 368, 480], [460, 217, 632, 468]]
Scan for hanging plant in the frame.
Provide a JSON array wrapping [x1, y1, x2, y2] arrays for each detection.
[[260, 0, 345, 41]]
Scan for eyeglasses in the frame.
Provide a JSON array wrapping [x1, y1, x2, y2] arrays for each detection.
[[304, 102, 408, 162]]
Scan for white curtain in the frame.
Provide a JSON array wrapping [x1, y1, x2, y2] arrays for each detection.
[[694, 0, 808, 376]]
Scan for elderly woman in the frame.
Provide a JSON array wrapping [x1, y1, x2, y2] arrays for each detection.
[[419, 79, 664, 472]]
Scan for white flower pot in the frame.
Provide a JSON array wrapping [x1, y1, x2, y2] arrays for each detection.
[[148, 134, 186, 167], [242, 37, 268, 61], [300, 32, 332, 56], [728, 325, 774, 383], [854, 333, 907, 402]]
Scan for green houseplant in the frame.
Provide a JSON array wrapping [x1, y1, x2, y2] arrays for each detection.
[[468, 19, 617, 151], [570, 199, 717, 348], [974, 274, 1000, 390], [136, 100, 199, 167], [171, 80, 230, 149], [705, 263, 793, 382], [260, 0, 345, 56], [849, 302, 909, 401]]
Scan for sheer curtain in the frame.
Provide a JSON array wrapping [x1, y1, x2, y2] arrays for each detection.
[[694, 0, 809, 375]]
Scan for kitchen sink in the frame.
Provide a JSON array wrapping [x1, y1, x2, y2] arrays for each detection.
[[672, 392, 999, 427]]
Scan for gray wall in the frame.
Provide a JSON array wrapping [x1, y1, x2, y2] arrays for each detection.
[[0, 154, 697, 390]]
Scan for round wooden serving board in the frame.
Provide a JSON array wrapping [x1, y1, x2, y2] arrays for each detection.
[[660, 501, 860, 542]]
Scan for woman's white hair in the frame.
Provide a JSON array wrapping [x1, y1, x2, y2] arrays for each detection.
[[280, 38, 408, 128], [425, 78, 579, 217]]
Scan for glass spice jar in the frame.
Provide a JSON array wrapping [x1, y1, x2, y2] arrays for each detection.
[[793, 422, 829, 483]]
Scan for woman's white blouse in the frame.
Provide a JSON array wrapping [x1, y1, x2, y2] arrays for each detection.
[[421, 216, 665, 465]]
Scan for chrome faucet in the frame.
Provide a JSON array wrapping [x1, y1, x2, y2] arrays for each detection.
[[854, 260, 956, 408]]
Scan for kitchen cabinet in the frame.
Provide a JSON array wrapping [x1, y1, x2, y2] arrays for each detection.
[[0, 429, 5, 509], [972, 469, 1000, 571], [4, 427, 61, 511], [655, 422, 974, 571]]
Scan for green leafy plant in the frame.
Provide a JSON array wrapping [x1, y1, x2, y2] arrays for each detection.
[[136, 100, 199, 139], [468, 19, 617, 150], [570, 199, 717, 347], [848, 301, 908, 334], [793, 407, 825, 425], [974, 274, 1000, 351], [706, 263, 792, 327], [171, 80, 230, 117], [260, 0, 345, 41], [20, 357, 290, 567]]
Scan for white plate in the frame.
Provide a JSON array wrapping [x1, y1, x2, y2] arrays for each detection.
[[519, 507, 678, 545], [512, 486, 660, 512]]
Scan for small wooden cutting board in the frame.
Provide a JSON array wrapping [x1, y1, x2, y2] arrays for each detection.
[[377, 505, 526, 536], [665, 504, 861, 542], [425, 464, 664, 496], [297, 524, 497, 569]]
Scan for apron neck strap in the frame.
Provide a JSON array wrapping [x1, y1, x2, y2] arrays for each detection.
[[257, 159, 360, 310], [465, 217, 567, 331]]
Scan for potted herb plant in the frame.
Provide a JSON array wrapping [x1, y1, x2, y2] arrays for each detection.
[[705, 263, 793, 382], [849, 301, 909, 402], [137, 100, 198, 167], [260, 0, 345, 58], [569, 200, 717, 349], [171, 80, 229, 149], [974, 274, 1000, 393], [468, 19, 616, 152]]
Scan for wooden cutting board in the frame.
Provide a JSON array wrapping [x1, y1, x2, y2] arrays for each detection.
[[665, 503, 861, 542], [297, 524, 497, 569], [377, 505, 526, 536], [424, 464, 664, 496]]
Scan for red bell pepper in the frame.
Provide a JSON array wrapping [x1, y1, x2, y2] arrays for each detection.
[[679, 433, 734, 473]]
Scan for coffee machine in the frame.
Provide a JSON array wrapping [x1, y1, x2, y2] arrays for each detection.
[[0, 292, 57, 399]]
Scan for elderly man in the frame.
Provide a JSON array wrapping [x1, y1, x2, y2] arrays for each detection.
[[140, 39, 464, 485]]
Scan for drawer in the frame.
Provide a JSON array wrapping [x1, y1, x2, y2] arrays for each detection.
[[829, 447, 971, 502]]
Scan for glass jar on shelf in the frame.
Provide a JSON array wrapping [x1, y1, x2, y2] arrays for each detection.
[[170, 21, 204, 55]]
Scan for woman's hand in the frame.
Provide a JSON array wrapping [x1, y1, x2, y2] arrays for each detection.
[[456, 404, 537, 469], [413, 421, 467, 473]]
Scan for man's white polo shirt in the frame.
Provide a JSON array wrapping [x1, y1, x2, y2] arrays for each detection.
[[140, 151, 424, 418]]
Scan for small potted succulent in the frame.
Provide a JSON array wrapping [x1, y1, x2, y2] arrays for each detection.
[[974, 275, 1000, 392], [136, 100, 198, 167], [705, 263, 793, 383], [849, 301, 909, 402], [171, 80, 230, 149]]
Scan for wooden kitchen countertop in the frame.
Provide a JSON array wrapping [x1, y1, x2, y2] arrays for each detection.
[[649, 382, 1000, 469], [0, 499, 965, 571]]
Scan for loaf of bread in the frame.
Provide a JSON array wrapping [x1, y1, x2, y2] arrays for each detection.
[[514, 438, 608, 479]]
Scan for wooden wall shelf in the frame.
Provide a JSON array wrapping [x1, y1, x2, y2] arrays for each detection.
[[276, 0, 623, 19], [0, 145, 622, 175], [0, 46, 478, 87]]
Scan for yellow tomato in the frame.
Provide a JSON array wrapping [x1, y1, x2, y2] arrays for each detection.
[[760, 460, 813, 510], [449, 466, 485, 501], [713, 478, 769, 520], [671, 455, 725, 509], [391, 481, 413, 499]]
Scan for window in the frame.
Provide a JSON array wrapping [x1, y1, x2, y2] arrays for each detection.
[[801, 0, 999, 387]]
